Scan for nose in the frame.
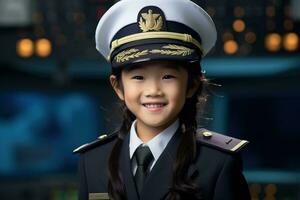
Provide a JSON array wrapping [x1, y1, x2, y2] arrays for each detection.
[[144, 80, 163, 97]]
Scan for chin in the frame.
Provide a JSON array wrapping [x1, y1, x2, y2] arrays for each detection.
[[140, 117, 173, 128], [143, 120, 164, 127]]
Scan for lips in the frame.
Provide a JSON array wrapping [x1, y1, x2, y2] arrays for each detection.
[[142, 102, 167, 112], [143, 103, 165, 108]]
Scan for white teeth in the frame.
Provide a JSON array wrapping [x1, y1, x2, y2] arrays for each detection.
[[144, 104, 164, 108]]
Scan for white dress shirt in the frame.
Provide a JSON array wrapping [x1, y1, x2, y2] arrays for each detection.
[[129, 119, 179, 175]]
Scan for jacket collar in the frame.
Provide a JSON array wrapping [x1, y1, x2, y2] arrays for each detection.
[[119, 126, 198, 200]]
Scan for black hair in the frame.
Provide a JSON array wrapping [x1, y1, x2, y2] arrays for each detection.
[[107, 60, 209, 200]]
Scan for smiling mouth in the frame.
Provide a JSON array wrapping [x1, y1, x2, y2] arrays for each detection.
[[142, 103, 166, 108]]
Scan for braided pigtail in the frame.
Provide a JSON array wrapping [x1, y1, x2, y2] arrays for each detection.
[[107, 70, 135, 200], [164, 62, 209, 200]]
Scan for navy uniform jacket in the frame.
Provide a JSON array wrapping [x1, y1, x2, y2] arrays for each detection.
[[75, 128, 251, 200]]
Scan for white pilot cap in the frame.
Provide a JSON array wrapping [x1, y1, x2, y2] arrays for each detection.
[[95, 0, 217, 68]]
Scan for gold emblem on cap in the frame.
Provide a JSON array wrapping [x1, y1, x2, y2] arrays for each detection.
[[139, 9, 163, 32], [203, 131, 213, 137]]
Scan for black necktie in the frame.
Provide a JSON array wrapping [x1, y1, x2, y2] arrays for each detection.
[[134, 145, 154, 196]]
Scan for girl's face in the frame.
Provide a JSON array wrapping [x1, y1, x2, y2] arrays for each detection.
[[110, 61, 198, 132]]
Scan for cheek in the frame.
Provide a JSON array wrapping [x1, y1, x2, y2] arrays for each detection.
[[123, 84, 140, 104], [165, 82, 187, 105]]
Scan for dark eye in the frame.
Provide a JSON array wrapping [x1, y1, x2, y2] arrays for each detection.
[[163, 75, 175, 79], [132, 76, 144, 80]]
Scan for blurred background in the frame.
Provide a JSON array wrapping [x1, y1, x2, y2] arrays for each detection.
[[0, 0, 299, 199]]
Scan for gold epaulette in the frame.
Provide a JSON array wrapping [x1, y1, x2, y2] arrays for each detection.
[[196, 128, 249, 153], [73, 132, 118, 154]]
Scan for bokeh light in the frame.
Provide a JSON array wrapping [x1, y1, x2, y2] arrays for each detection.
[[283, 32, 299, 52], [16, 38, 34, 58], [36, 38, 52, 57], [224, 40, 238, 54], [233, 19, 246, 32], [222, 31, 234, 42], [265, 33, 281, 52], [234, 6, 245, 17], [245, 32, 257, 44]]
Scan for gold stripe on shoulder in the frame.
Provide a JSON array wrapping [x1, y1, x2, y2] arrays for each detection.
[[231, 140, 249, 152], [98, 134, 108, 139], [73, 132, 118, 154], [73, 143, 88, 153], [196, 128, 250, 153]]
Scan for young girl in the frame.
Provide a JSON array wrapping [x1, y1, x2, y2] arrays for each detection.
[[74, 0, 251, 199]]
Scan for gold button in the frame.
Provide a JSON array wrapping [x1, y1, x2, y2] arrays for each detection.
[[98, 134, 107, 140], [203, 131, 213, 137]]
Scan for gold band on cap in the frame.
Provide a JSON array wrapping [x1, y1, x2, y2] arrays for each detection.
[[108, 31, 203, 60]]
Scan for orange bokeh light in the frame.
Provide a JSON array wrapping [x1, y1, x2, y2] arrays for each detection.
[[283, 33, 299, 51], [16, 39, 34, 58], [224, 40, 238, 54], [265, 33, 281, 52], [233, 19, 246, 32], [36, 38, 52, 57]]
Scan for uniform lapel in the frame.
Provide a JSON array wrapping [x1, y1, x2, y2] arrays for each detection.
[[119, 133, 139, 200], [140, 128, 198, 200], [119, 127, 198, 200]]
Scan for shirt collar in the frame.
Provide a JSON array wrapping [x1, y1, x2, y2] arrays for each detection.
[[129, 119, 179, 161]]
